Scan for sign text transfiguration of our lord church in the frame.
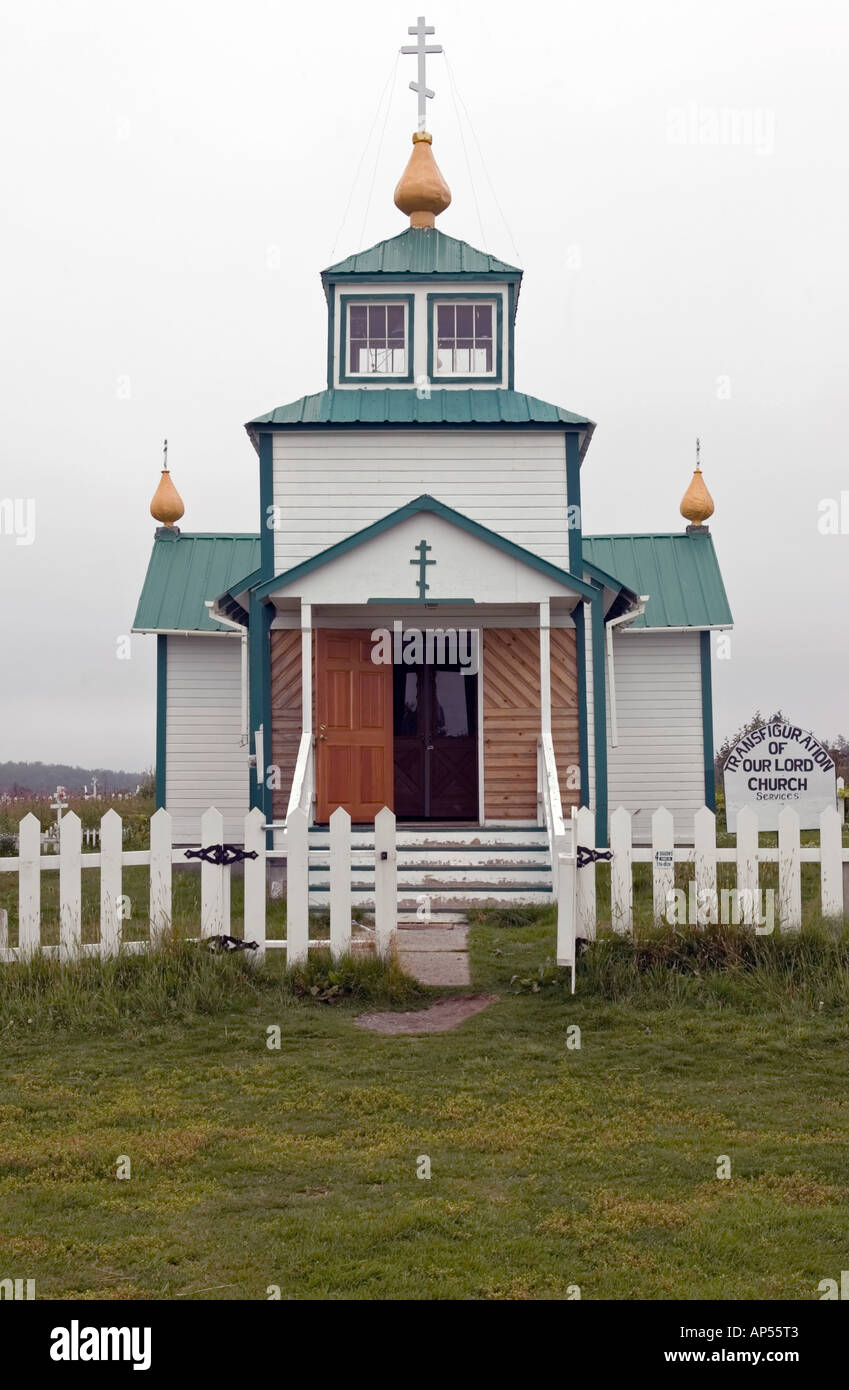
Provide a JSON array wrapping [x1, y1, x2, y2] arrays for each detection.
[[723, 721, 837, 832]]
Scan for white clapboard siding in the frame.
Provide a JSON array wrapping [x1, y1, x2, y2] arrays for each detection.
[[606, 631, 705, 843], [272, 430, 572, 569], [166, 636, 249, 843]]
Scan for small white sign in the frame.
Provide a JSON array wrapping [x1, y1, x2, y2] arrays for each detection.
[[723, 721, 836, 831], [654, 849, 673, 867]]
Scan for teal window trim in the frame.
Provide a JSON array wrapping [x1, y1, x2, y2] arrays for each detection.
[[700, 630, 716, 810], [426, 293, 503, 385], [258, 433, 274, 581], [572, 602, 589, 808], [338, 294, 415, 385], [590, 586, 608, 845], [155, 635, 167, 809], [565, 432, 582, 577]]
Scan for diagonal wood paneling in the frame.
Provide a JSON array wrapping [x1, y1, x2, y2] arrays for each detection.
[[483, 628, 541, 819], [551, 627, 581, 811], [270, 630, 302, 821]]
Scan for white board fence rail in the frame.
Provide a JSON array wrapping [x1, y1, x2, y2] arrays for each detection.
[[0, 805, 398, 965], [555, 803, 849, 994]]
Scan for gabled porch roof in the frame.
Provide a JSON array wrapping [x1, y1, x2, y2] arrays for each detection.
[[246, 495, 604, 608]]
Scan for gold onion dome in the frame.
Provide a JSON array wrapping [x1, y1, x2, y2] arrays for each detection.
[[680, 465, 714, 527], [150, 445, 184, 529], [394, 131, 451, 228]]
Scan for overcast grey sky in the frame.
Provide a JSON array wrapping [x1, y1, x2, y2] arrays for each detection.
[[1, 0, 846, 773]]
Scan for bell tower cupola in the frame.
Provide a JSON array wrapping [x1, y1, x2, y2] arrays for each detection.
[[320, 17, 521, 395]]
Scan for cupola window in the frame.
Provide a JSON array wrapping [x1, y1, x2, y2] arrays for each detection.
[[429, 297, 500, 380], [341, 297, 413, 380]]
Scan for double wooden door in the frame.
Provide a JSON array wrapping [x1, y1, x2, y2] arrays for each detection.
[[314, 630, 479, 822]]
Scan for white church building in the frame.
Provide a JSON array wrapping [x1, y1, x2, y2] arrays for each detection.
[[133, 18, 732, 903]]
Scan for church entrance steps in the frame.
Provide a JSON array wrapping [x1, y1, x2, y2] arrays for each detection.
[[306, 823, 553, 910], [308, 822, 555, 911]]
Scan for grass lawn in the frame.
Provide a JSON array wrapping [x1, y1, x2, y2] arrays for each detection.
[[2, 918, 849, 1301]]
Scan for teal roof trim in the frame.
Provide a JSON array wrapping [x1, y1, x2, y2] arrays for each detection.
[[247, 389, 594, 452], [582, 532, 733, 629], [322, 227, 521, 281], [133, 533, 261, 633], [254, 494, 597, 603]]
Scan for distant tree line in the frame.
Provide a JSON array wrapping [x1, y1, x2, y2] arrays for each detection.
[[0, 762, 151, 797]]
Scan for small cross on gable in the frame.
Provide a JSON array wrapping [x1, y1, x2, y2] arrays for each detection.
[[410, 538, 436, 598]]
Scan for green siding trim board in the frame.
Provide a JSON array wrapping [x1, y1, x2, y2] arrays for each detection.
[[590, 587, 609, 845], [700, 630, 716, 809], [247, 593, 274, 816], [507, 282, 516, 389], [326, 291, 335, 390], [155, 635, 167, 809]]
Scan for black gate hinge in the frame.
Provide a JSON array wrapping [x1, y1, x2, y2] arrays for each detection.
[[184, 844, 259, 866], [576, 845, 613, 869]]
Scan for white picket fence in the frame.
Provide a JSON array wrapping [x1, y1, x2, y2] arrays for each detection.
[[0, 805, 398, 965], [2, 800, 846, 985], [555, 803, 849, 992]]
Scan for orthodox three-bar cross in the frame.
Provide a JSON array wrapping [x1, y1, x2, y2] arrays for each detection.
[[401, 15, 443, 132], [411, 539, 435, 598]]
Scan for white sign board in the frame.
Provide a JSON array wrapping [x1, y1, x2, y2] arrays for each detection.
[[723, 721, 836, 831]]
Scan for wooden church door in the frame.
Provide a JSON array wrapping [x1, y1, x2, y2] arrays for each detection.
[[315, 630, 394, 823]]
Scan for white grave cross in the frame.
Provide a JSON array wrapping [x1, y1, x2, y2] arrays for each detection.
[[50, 785, 69, 835], [401, 15, 443, 131]]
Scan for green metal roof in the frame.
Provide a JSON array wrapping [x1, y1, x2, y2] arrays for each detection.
[[248, 387, 594, 439], [322, 228, 521, 281], [582, 532, 733, 629], [133, 533, 261, 633]]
